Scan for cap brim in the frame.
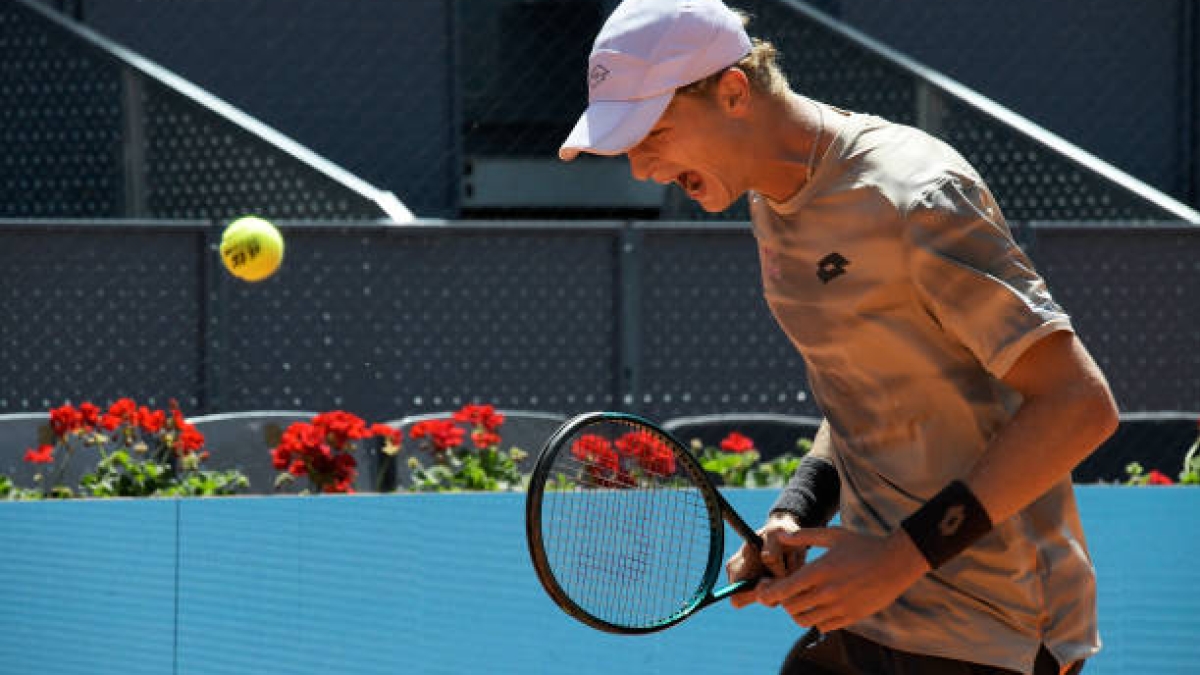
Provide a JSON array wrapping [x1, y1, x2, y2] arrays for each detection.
[[558, 91, 674, 161]]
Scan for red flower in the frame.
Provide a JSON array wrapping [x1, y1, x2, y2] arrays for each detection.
[[370, 423, 403, 445], [273, 422, 328, 474], [471, 429, 502, 449], [571, 434, 620, 478], [23, 444, 55, 464], [312, 411, 371, 450], [178, 425, 205, 454], [454, 404, 505, 432], [49, 404, 86, 437], [101, 398, 138, 431], [1147, 470, 1174, 486], [410, 419, 465, 452], [615, 430, 664, 457], [138, 406, 165, 434], [720, 432, 755, 454], [168, 401, 205, 455], [78, 402, 100, 428], [271, 418, 362, 493], [637, 443, 676, 477], [614, 430, 676, 477]]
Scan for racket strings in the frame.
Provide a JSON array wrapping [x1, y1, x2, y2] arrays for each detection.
[[540, 422, 715, 628]]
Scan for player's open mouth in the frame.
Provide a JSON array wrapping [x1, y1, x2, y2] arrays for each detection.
[[677, 171, 704, 199]]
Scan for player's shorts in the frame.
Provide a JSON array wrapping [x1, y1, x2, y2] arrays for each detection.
[[780, 629, 1084, 675]]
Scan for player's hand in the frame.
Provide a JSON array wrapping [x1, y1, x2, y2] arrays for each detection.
[[725, 512, 808, 609], [755, 527, 930, 632]]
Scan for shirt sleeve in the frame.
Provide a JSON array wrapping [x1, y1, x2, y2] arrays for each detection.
[[904, 177, 1073, 378]]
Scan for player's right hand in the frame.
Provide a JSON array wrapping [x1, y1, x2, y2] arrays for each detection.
[[725, 511, 808, 609]]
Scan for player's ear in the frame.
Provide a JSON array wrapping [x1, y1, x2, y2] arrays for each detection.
[[716, 67, 751, 116]]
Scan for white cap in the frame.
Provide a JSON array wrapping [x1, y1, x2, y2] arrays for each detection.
[[559, 0, 752, 161]]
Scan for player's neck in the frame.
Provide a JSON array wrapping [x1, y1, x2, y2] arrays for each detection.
[[749, 93, 830, 204]]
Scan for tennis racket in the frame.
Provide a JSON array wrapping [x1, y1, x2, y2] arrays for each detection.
[[525, 411, 768, 634]]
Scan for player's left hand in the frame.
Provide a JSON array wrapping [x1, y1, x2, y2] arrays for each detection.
[[754, 526, 930, 632]]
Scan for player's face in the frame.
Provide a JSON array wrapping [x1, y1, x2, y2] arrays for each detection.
[[625, 86, 748, 213]]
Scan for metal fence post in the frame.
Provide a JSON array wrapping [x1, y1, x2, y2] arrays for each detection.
[[617, 223, 642, 414], [1181, 0, 1199, 207], [199, 218, 225, 413], [119, 67, 148, 218]]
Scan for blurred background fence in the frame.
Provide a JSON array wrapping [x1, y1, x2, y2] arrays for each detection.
[[0, 219, 1194, 421], [6, 0, 1199, 221], [1, 0, 1197, 481]]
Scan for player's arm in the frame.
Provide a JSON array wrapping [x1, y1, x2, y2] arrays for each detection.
[[889, 328, 1117, 578], [757, 330, 1117, 631], [963, 329, 1117, 522]]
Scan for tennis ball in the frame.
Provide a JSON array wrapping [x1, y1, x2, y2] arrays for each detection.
[[220, 216, 284, 282]]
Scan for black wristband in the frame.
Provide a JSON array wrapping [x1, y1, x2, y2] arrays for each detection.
[[770, 455, 840, 528], [900, 480, 993, 569]]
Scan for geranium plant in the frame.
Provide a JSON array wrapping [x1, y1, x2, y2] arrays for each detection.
[[270, 411, 401, 494], [559, 428, 678, 489], [1124, 417, 1200, 486], [7, 398, 248, 498], [695, 432, 812, 488], [1180, 434, 1200, 485], [1124, 463, 1176, 486], [543, 427, 812, 491], [406, 404, 526, 492]]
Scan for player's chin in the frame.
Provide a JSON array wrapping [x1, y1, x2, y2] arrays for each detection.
[[693, 191, 738, 213]]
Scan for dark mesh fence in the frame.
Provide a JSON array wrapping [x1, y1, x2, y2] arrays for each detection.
[[138, 78, 386, 221], [1, 0, 399, 221], [0, 222, 206, 411], [0, 222, 626, 420], [633, 225, 816, 420], [6, 0, 1196, 222], [1030, 224, 1200, 413], [0, 5, 124, 217], [827, 0, 1195, 204], [210, 225, 621, 418], [0, 220, 1194, 423]]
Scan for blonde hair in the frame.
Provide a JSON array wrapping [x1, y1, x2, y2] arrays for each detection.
[[675, 13, 789, 99]]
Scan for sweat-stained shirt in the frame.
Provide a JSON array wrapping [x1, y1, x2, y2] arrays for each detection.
[[750, 108, 1098, 673]]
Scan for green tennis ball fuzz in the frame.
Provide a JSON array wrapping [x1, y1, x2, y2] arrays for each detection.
[[220, 216, 284, 282]]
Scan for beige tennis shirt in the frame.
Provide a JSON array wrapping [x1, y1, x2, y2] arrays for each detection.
[[749, 110, 1098, 672]]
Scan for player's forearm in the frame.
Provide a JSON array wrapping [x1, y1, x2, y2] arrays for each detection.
[[964, 373, 1117, 525], [897, 332, 1117, 572]]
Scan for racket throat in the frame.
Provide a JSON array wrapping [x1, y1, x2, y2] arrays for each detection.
[[709, 577, 757, 603]]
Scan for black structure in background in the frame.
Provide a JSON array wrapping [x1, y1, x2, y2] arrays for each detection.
[[8, 0, 1198, 221]]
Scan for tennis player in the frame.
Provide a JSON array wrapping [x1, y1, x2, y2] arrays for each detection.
[[558, 1, 1118, 673]]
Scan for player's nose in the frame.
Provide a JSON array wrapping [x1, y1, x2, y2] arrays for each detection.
[[627, 148, 654, 182]]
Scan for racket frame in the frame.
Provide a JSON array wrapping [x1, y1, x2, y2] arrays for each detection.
[[525, 411, 763, 634]]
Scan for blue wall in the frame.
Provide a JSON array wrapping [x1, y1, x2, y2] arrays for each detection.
[[1, 488, 1197, 674]]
